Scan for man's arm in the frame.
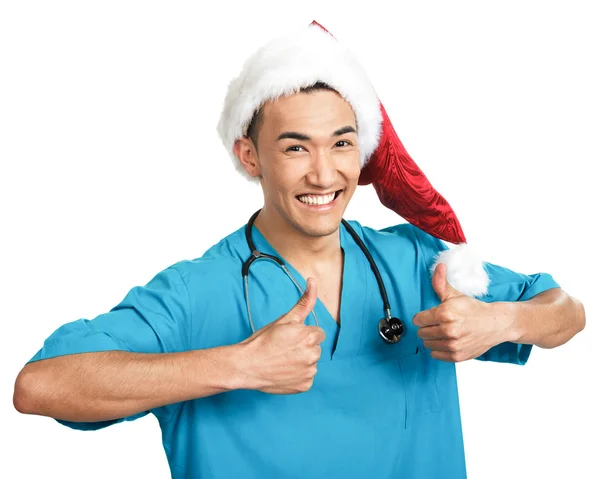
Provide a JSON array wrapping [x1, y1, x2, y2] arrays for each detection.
[[414, 261, 585, 363], [13, 347, 242, 422], [14, 279, 325, 423], [493, 288, 585, 349]]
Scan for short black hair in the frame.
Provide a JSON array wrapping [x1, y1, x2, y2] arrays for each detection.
[[245, 81, 339, 151]]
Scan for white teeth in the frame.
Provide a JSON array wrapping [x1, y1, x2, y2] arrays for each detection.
[[298, 192, 336, 206]]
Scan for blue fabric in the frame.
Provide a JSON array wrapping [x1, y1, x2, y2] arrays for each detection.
[[407, 225, 560, 365], [26, 221, 561, 478]]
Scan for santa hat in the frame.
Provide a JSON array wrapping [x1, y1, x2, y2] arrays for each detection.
[[217, 21, 489, 298]]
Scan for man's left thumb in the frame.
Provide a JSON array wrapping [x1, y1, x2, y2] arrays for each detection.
[[432, 262, 462, 302]]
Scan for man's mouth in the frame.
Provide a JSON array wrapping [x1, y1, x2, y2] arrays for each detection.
[[296, 189, 343, 207]]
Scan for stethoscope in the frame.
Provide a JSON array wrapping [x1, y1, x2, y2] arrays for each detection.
[[242, 209, 405, 343]]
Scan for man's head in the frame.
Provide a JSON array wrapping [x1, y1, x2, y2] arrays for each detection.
[[233, 83, 360, 237], [217, 23, 382, 237]]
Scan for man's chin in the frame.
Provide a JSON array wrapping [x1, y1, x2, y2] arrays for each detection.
[[294, 217, 341, 238]]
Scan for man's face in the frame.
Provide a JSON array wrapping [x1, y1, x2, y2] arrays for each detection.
[[239, 89, 361, 238]]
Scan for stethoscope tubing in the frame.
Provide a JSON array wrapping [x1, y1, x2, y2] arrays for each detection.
[[243, 256, 320, 333], [241, 209, 404, 342]]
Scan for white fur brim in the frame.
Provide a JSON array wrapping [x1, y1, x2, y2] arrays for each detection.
[[216, 24, 382, 182], [429, 243, 490, 298]]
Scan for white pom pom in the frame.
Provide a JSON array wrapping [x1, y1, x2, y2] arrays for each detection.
[[429, 243, 490, 298]]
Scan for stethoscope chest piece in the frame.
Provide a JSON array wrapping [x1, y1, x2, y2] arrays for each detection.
[[378, 317, 405, 344]]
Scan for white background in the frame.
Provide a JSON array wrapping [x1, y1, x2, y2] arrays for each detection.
[[1, 1, 597, 478]]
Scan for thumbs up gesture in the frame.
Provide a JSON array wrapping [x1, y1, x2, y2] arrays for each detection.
[[412, 263, 504, 363], [237, 278, 326, 394]]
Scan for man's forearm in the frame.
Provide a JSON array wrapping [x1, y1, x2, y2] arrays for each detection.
[[14, 345, 245, 422], [496, 288, 585, 349]]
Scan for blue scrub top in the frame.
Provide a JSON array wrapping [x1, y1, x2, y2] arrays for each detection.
[[27, 220, 561, 478]]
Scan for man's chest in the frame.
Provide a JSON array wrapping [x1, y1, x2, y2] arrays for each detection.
[[188, 248, 435, 364], [317, 283, 341, 324]]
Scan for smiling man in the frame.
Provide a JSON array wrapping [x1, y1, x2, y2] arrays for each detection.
[[14, 22, 585, 478]]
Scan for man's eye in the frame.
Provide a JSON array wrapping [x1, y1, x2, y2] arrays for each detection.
[[335, 140, 352, 147], [286, 145, 305, 152]]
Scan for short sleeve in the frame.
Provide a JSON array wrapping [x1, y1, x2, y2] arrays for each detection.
[[26, 265, 191, 430], [409, 224, 561, 366], [474, 262, 560, 365]]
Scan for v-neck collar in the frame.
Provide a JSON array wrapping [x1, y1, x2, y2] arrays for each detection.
[[248, 220, 367, 361]]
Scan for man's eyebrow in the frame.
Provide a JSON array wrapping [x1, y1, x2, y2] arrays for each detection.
[[332, 125, 357, 136], [276, 131, 311, 141], [276, 125, 357, 142]]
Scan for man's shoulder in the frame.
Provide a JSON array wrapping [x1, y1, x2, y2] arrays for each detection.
[[343, 219, 450, 268], [343, 219, 423, 245], [164, 224, 247, 286]]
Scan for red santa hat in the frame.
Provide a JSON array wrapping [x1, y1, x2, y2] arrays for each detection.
[[217, 21, 489, 298]]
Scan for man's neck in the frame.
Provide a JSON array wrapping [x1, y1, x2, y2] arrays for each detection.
[[253, 207, 341, 272]]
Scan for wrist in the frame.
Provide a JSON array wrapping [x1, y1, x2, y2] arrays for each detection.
[[220, 342, 259, 391], [491, 301, 523, 344]]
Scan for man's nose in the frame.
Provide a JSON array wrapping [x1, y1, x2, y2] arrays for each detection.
[[306, 149, 336, 187]]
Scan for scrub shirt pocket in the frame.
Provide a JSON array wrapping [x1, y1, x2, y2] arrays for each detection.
[[357, 314, 442, 430], [398, 345, 442, 430]]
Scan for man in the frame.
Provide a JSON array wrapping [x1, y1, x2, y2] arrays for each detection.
[[14, 22, 585, 478]]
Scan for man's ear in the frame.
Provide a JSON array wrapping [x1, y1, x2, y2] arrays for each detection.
[[234, 137, 261, 178]]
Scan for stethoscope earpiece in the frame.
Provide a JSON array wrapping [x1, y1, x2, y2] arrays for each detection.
[[378, 317, 405, 344]]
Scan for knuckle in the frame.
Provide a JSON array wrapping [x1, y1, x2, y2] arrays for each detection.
[[296, 379, 313, 393], [313, 329, 325, 344], [304, 326, 324, 344], [444, 324, 460, 339], [449, 351, 463, 362], [439, 305, 456, 322], [312, 346, 322, 363], [296, 296, 309, 308]]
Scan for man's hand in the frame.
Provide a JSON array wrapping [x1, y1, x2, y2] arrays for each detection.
[[236, 278, 326, 394], [413, 263, 507, 362]]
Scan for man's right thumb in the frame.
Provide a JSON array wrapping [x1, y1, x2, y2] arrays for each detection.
[[287, 277, 317, 323]]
